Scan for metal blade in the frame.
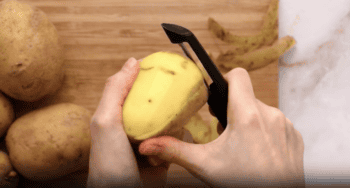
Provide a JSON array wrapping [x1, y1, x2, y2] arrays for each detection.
[[179, 43, 195, 62], [178, 43, 210, 90]]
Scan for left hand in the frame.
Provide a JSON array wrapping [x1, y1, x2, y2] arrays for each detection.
[[87, 57, 170, 188]]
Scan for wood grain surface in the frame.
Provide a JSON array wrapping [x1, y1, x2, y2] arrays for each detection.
[[1, 0, 278, 187]]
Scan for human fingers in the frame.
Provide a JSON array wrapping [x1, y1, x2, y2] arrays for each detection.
[[132, 143, 170, 168], [131, 142, 167, 167], [146, 129, 185, 167], [224, 68, 261, 128], [131, 144, 170, 188], [138, 136, 206, 177], [93, 58, 140, 127]]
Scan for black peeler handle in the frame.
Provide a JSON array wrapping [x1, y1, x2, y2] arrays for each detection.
[[208, 81, 228, 129], [161, 23, 229, 129]]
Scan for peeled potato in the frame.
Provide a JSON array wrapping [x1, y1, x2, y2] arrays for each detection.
[[183, 113, 219, 144], [6, 103, 91, 181], [123, 51, 208, 142], [0, 0, 64, 101], [0, 93, 14, 138]]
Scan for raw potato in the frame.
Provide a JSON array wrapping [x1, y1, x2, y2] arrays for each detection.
[[0, 0, 64, 102], [123, 52, 208, 142], [6, 103, 91, 181], [183, 113, 219, 144], [0, 151, 19, 188], [0, 93, 14, 138], [216, 36, 296, 71]]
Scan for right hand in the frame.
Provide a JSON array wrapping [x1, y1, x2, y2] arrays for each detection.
[[139, 68, 305, 187]]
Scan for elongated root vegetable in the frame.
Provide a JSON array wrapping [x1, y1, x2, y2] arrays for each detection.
[[183, 113, 220, 144], [208, 0, 279, 53], [216, 36, 296, 71]]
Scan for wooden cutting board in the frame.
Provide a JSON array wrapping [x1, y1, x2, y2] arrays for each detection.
[[2, 0, 278, 187]]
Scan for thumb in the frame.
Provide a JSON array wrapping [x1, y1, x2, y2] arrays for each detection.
[[139, 136, 205, 173], [95, 57, 140, 125]]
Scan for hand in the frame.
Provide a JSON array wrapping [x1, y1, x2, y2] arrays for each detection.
[[87, 58, 170, 188], [139, 68, 305, 187]]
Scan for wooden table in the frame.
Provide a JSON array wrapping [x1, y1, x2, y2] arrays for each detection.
[[2, 0, 279, 187]]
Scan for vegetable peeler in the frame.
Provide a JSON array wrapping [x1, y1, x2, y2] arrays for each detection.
[[161, 23, 229, 130]]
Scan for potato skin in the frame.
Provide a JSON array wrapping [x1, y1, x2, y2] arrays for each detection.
[[0, 0, 64, 102], [6, 103, 91, 181], [0, 92, 14, 138], [0, 151, 19, 188]]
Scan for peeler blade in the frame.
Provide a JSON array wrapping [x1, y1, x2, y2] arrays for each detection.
[[178, 43, 210, 90], [162, 23, 229, 129], [179, 43, 195, 62]]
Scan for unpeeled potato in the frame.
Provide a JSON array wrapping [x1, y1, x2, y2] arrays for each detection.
[[0, 0, 64, 102], [123, 51, 208, 142], [0, 151, 19, 188], [0, 92, 14, 138], [6, 103, 91, 181]]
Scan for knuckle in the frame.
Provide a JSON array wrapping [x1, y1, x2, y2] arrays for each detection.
[[106, 71, 123, 82], [241, 108, 262, 129], [294, 129, 303, 142], [286, 117, 294, 128], [90, 114, 112, 129], [262, 107, 289, 135], [225, 67, 249, 81], [293, 129, 305, 152], [232, 67, 249, 75], [105, 76, 114, 87], [269, 107, 286, 126], [105, 74, 124, 89], [90, 116, 102, 128]]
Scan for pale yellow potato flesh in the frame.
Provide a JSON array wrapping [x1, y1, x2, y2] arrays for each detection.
[[183, 113, 220, 144], [123, 51, 208, 142]]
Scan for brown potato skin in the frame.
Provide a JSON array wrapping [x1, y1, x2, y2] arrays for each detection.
[[0, 151, 19, 188], [0, 93, 14, 138], [6, 103, 91, 181], [0, 0, 64, 102]]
